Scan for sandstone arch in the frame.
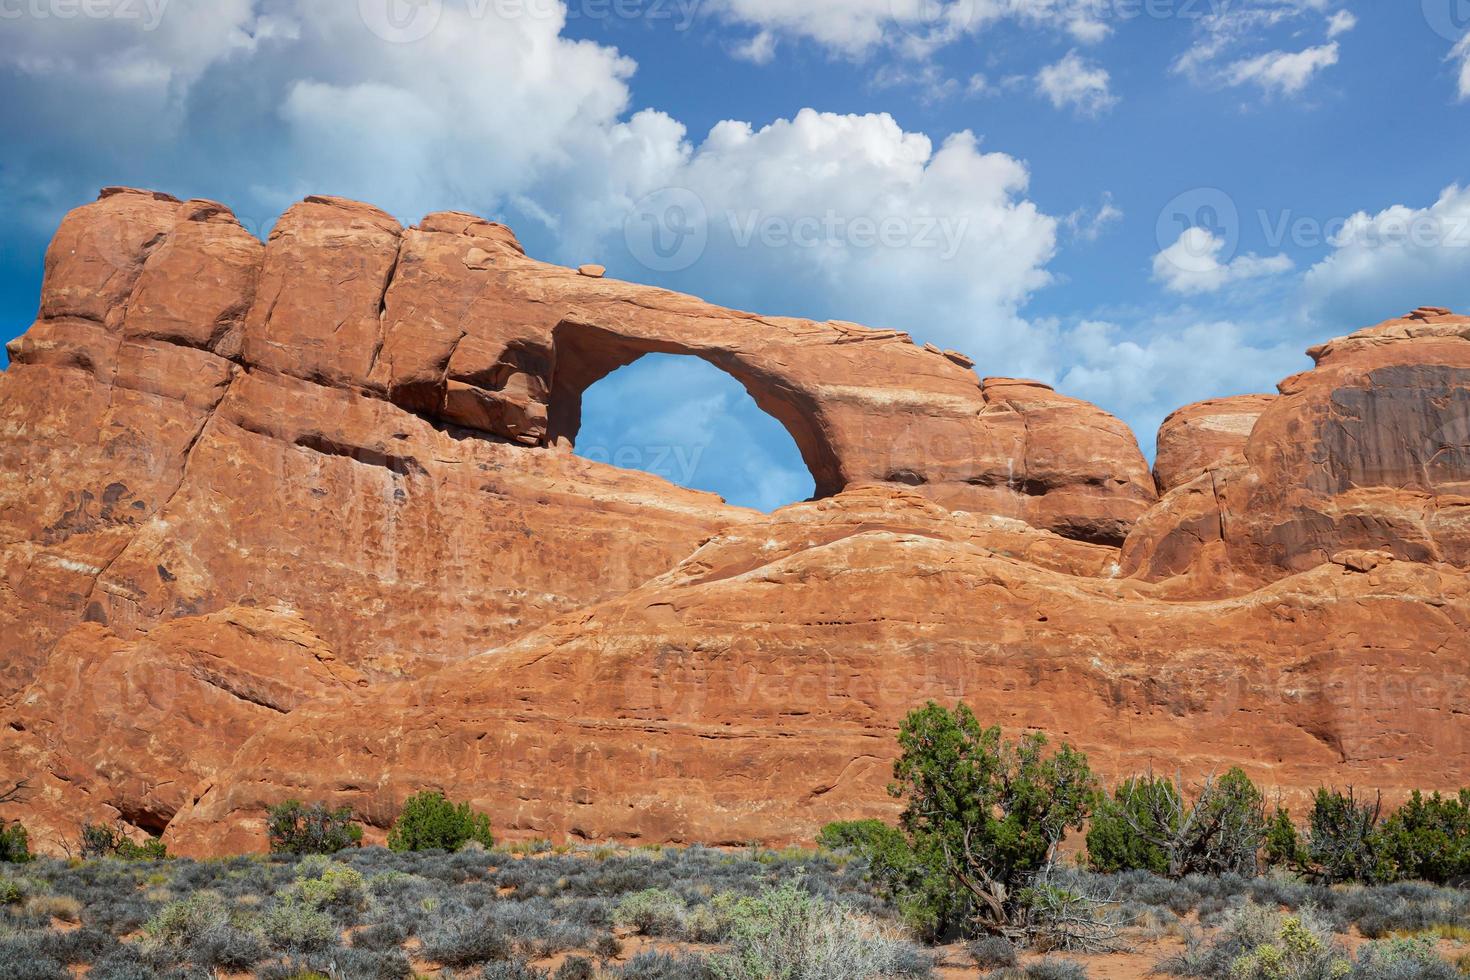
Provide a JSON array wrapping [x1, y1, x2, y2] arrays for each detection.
[[8, 189, 1470, 854], [306, 199, 1153, 541], [545, 316, 844, 499], [0, 187, 1154, 707]]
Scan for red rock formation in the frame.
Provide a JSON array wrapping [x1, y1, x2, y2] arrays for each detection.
[[0, 188, 1154, 697], [976, 378, 1156, 545], [0, 191, 756, 697], [1120, 394, 1276, 594], [2, 189, 1468, 854], [1124, 311, 1470, 592], [1, 606, 364, 848], [1152, 394, 1276, 494], [1225, 312, 1470, 579], [165, 489, 1470, 854]]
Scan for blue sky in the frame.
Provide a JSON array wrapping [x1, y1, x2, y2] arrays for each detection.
[[3, 0, 1469, 510]]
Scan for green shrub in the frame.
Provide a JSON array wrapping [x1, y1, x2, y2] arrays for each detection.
[[816, 819, 928, 926], [1378, 790, 1470, 885], [0, 873, 35, 906], [1261, 788, 1470, 886], [282, 859, 366, 915], [1161, 904, 1348, 979], [386, 791, 493, 852], [1227, 910, 1350, 980], [817, 819, 892, 853], [0, 822, 31, 864], [176, 859, 357, 960], [1185, 769, 1266, 876], [888, 702, 1097, 935], [1264, 807, 1306, 871], [1087, 769, 1264, 879], [266, 800, 363, 855], [1351, 936, 1458, 979], [684, 894, 740, 943], [117, 836, 166, 860], [1087, 776, 1178, 875], [79, 823, 167, 861], [1305, 789, 1391, 885], [261, 898, 337, 953], [144, 890, 235, 948], [706, 878, 931, 980], [613, 888, 687, 936], [79, 823, 114, 860]]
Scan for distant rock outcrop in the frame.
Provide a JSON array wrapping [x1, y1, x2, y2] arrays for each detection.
[[2, 189, 1467, 855], [1125, 311, 1470, 592]]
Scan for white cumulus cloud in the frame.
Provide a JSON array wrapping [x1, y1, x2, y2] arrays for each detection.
[[1036, 51, 1117, 116], [1302, 184, 1470, 324], [1056, 318, 1303, 451], [708, 0, 1110, 62], [1326, 10, 1356, 38], [1454, 34, 1470, 102], [1064, 192, 1123, 242], [0, 0, 1062, 376], [1173, 2, 1349, 98], [1153, 228, 1293, 295], [652, 109, 1059, 364], [1222, 43, 1340, 97]]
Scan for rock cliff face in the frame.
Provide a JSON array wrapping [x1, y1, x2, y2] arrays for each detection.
[[1123, 309, 1470, 593], [2, 189, 1468, 855]]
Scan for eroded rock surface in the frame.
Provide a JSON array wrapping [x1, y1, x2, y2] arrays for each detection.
[[1153, 394, 1276, 494], [166, 488, 1470, 854], [2, 189, 1468, 854], [1124, 312, 1470, 592], [0, 191, 755, 696], [0, 606, 364, 848]]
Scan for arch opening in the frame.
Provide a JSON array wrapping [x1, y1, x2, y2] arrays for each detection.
[[568, 353, 818, 511]]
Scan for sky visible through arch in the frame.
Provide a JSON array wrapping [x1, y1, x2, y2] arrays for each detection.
[[1, 1, 1468, 508], [576, 354, 815, 511]]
